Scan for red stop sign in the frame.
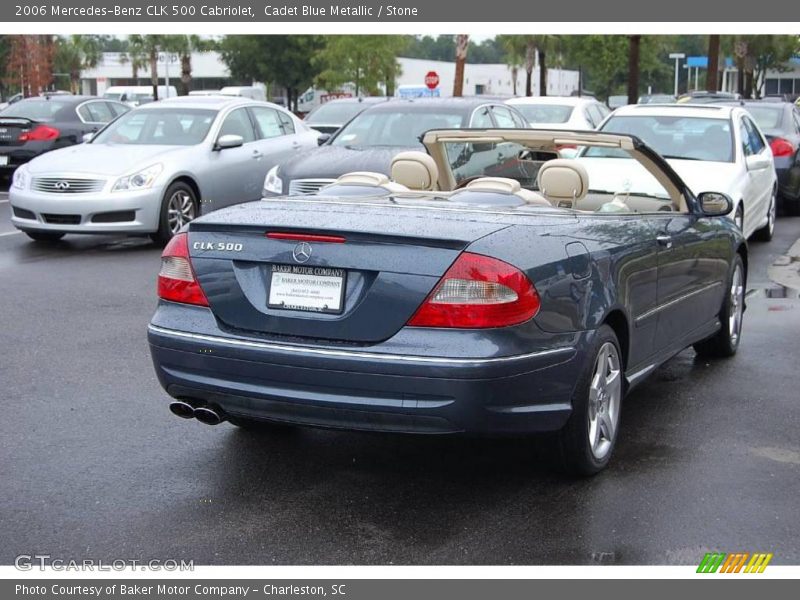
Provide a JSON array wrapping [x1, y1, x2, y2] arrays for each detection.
[[425, 71, 440, 90]]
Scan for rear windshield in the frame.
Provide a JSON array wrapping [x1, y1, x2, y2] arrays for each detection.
[[513, 104, 574, 124], [593, 115, 734, 162], [332, 109, 466, 147], [744, 106, 783, 131], [306, 102, 366, 125], [0, 99, 69, 121], [92, 108, 216, 145]]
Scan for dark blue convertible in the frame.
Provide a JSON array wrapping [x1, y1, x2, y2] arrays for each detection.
[[147, 128, 747, 475]]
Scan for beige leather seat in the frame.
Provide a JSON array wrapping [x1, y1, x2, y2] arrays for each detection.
[[458, 177, 551, 206], [390, 151, 438, 191], [537, 159, 590, 209]]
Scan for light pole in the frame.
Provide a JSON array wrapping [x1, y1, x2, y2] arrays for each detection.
[[669, 52, 685, 97]]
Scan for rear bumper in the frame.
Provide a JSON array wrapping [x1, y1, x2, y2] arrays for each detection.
[[147, 315, 591, 435]]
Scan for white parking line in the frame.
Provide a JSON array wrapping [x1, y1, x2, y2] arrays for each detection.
[[0, 230, 21, 237], [0, 199, 9, 204]]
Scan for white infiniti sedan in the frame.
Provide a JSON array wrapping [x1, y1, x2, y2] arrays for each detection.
[[586, 104, 776, 241]]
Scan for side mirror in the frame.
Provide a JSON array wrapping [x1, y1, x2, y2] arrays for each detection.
[[698, 192, 733, 217], [317, 133, 331, 146], [215, 134, 244, 150], [82, 132, 94, 143]]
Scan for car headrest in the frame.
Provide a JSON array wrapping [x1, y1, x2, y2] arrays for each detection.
[[334, 172, 392, 187], [465, 177, 521, 194], [390, 151, 438, 191], [537, 159, 590, 208]]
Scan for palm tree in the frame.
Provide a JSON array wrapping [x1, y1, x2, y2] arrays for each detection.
[[524, 37, 536, 96], [121, 35, 148, 83], [453, 34, 469, 97], [54, 35, 102, 94], [627, 35, 641, 105], [498, 35, 525, 95]]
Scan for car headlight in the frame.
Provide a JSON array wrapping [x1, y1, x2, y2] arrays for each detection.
[[112, 164, 163, 192], [263, 165, 283, 195], [11, 167, 28, 190]]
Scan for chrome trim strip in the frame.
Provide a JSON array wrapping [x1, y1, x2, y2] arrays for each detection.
[[625, 363, 656, 386], [147, 324, 574, 366], [634, 281, 723, 325]]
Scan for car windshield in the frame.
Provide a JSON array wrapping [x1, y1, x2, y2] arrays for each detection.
[[92, 108, 216, 146], [591, 115, 734, 162], [306, 102, 366, 125], [332, 109, 466, 147], [0, 99, 69, 121], [744, 106, 783, 131], [514, 104, 574, 124]]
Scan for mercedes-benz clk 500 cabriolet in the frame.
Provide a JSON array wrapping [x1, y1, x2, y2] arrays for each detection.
[[147, 128, 747, 475]]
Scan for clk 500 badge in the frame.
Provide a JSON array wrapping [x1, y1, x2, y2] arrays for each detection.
[[193, 242, 243, 252]]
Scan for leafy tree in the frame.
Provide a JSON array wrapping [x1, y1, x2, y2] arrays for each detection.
[[497, 35, 525, 95], [53, 35, 104, 94], [314, 36, 407, 96], [403, 35, 503, 64], [219, 35, 323, 110]]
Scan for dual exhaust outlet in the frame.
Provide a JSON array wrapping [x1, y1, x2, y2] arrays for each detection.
[[169, 400, 225, 426]]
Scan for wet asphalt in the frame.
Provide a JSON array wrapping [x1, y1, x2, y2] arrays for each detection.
[[0, 190, 798, 566]]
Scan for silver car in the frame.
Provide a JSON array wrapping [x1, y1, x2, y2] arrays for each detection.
[[9, 96, 320, 243]]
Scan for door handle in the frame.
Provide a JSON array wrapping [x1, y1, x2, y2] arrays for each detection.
[[252, 150, 263, 159], [656, 235, 673, 248]]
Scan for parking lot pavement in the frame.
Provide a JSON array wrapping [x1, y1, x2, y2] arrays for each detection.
[[0, 210, 799, 566], [0, 192, 19, 238]]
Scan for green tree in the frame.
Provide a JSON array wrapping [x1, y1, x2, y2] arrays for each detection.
[[219, 35, 323, 110], [53, 35, 104, 94], [314, 36, 407, 96], [498, 35, 525, 95]]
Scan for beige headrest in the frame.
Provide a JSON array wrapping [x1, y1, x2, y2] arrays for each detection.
[[537, 159, 589, 207], [465, 177, 521, 194], [391, 151, 438, 191], [333, 172, 391, 187]]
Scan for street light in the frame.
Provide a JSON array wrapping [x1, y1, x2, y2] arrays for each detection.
[[669, 52, 685, 97]]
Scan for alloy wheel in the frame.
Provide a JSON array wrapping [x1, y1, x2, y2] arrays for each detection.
[[167, 191, 196, 234], [729, 263, 744, 345], [587, 342, 622, 460]]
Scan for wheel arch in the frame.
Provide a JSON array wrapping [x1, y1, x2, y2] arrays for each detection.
[[602, 308, 630, 372], [167, 175, 202, 207]]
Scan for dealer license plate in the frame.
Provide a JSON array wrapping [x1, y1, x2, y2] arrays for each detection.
[[268, 264, 346, 314], [0, 156, 8, 166]]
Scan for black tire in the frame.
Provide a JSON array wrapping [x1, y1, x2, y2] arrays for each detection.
[[228, 416, 296, 433], [785, 196, 800, 217], [693, 254, 745, 359], [25, 231, 65, 243], [554, 324, 623, 476], [753, 191, 776, 242], [150, 181, 198, 245], [733, 203, 744, 232]]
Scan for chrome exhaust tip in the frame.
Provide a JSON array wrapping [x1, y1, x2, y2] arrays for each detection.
[[169, 401, 196, 419], [193, 406, 225, 426]]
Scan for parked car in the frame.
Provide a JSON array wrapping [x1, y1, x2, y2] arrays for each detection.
[[103, 85, 177, 107], [9, 96, 319, 244], [219, 86, 267, 102], [607, 95, 629, 110], [638, 94, 677, 104], [506, 96, 610, 130], [304, 97, 391, 135], [718, 100, 800, 215], [0, 95, 129, 177], [593, 104, 776, 241], [262, 98, 530, 196], [677, 91, 740, 104], [148, 127, 747, 475], [0, 92, 24, 111]]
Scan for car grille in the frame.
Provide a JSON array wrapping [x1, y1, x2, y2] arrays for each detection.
[[42, 213, 81, 225], [31, 177, 105, 194], [288, 178, 336, 195]]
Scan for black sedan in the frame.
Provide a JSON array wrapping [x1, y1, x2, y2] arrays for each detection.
[[148, 128, 746, 475], [735, 101, 800, 214], [0, 95, 129, 176], [263, 98, 530, 196]]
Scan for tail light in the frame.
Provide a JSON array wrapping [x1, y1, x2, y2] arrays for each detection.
[[407, 252, 540, 329], [769, 137, 795, 158], [157, 233, 208, 306], [18, 125, 60, 142]]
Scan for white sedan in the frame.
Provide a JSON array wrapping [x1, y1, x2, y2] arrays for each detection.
[[585, 104, 776, 241], [506, 96, 611, 130]]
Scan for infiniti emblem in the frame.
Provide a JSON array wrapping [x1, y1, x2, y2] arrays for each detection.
[[292, 242, 312, 263], [54, 180, 70, 191]]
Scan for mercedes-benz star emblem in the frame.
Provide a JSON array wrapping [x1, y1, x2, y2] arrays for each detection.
[[292, 242, 312, 264], [54, 181, 70, 191]]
